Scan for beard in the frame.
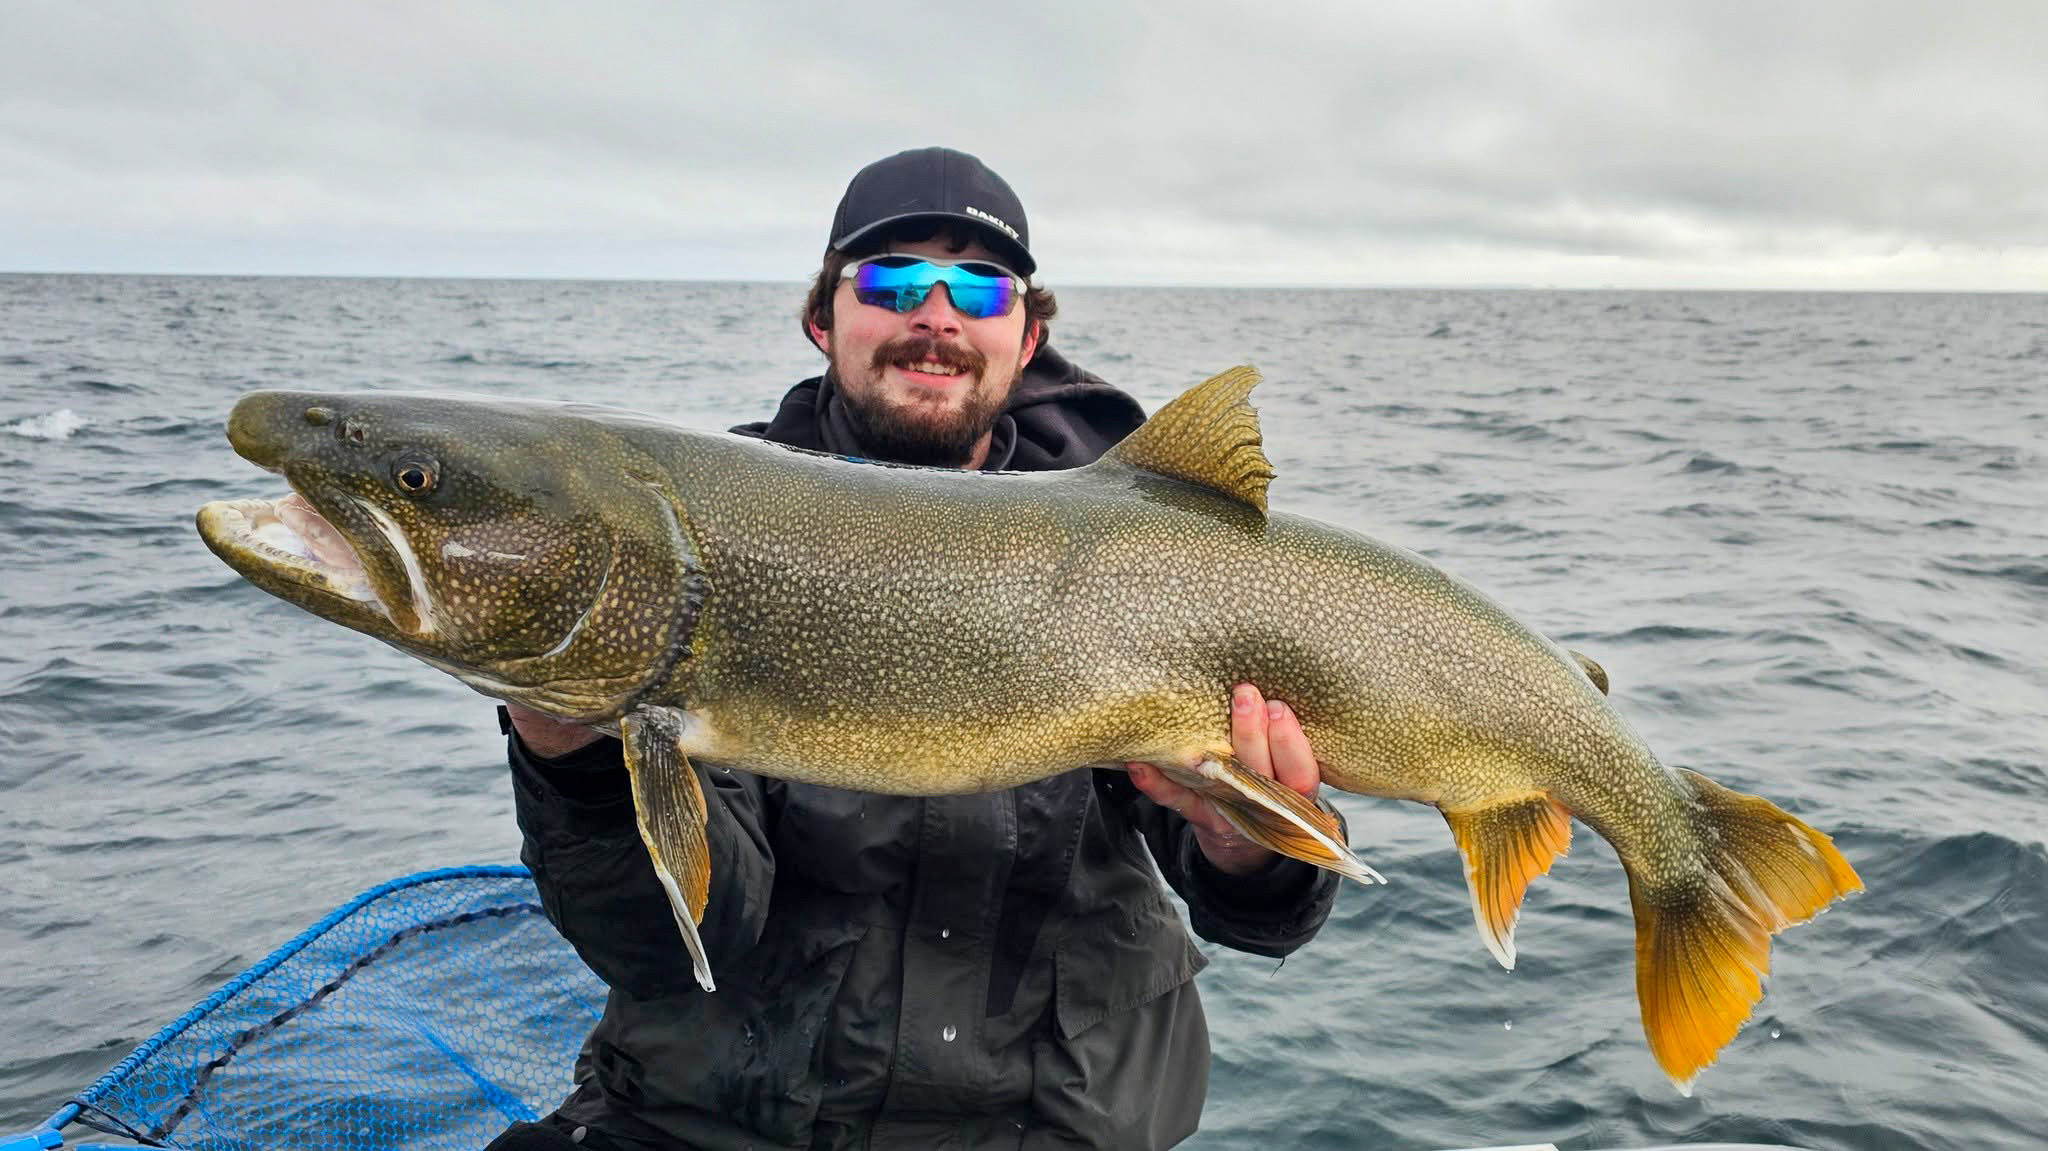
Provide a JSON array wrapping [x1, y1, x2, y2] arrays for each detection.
[[834, 333, 1014, 468]]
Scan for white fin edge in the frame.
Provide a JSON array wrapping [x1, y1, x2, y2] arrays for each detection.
[[1459, 849, 1520, 971], [1195, 758, 1388, 885], [650, 864, 716, 992]]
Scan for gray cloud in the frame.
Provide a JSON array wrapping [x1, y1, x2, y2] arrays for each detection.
[[2, 0, 2043, 287]]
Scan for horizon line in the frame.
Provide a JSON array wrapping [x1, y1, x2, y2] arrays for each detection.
[[3, 268, 2043, 295]]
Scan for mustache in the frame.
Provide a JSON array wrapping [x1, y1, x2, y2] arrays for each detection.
[[870, 335, 986, 378]]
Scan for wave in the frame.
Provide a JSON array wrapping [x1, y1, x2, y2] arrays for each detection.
[[1658, 501, 1754, 519], [1613, 427, 1680, 444], [3, 409, 90, 440], [1576, 623, 1735, 644], [65, 376, 139, 394], [1931, 555, 2048, 590], [1679, 451, 1742, 474], [439, 350, 590, 370], [1438, 409, 1572, 445]]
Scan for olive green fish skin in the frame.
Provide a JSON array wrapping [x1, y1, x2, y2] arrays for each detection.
[[677, 434, 1696, 891], [202, 380, 1863, 1090], [212, 388, 1695, 899], [216, 390, 706, 720]]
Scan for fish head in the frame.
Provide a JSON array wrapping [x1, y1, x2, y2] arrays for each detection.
[[196, 389, 703, 721]]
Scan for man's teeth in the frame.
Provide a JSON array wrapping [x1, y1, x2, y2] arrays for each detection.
[[904, 361, 964, 376]]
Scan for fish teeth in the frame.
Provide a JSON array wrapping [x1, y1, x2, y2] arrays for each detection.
[[214, 499, 379, 605]]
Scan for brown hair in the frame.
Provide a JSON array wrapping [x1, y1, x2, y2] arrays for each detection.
[[801, 221, 1057, 351]]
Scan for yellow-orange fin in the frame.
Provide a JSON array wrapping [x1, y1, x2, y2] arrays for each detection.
[[1630, 768, 1864, 1095], [1163, 756, 1385, 885], [622, 705, 716, 993], [1441, 793, 1574, 970]]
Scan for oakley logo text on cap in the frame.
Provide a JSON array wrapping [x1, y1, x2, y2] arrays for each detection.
[[964, 205, 1019, 242]]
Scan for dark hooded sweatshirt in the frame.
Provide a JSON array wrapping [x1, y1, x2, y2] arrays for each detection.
[[508, 345, 1344, 1150]]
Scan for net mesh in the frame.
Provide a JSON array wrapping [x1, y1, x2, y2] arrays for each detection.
[[67, 867, 605, 1150]]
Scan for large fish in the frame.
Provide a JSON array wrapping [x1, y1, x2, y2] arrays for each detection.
[[195, 367, 1860, 1093]]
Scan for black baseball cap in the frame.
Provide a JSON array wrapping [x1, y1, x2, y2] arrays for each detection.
[[828, 147, 1036, 278]]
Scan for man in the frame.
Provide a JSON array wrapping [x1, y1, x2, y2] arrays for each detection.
[[491, 147, 1343, 1151]]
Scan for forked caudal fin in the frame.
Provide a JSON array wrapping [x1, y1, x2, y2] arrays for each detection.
[[1628, 769, 1863, 1095]]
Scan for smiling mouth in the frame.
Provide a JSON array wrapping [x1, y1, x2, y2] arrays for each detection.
[[893, 361, 972, 385]]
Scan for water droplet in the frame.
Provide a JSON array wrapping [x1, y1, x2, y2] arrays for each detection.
[[941, 1024, 958, 1042], [1770, 1027, 1782, 1039], [1503, 1020, 1513, 1031]]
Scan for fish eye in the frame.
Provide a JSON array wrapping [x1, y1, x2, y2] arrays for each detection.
[[393, 458, 438, 496]]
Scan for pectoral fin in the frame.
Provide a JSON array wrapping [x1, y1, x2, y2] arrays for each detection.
[[620, 706, 716, 992], [1441, 792, 1574, 971], [1161, 755, 1385, 885]]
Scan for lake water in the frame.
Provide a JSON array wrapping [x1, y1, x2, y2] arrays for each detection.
[[3, 274, 2045, 1150]]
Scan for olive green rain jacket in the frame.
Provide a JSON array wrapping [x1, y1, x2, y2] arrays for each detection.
[[508, 348, 1345, 1150]]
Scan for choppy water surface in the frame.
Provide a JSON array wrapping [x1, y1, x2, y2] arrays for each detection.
[[2, 275, 2044, 1150]]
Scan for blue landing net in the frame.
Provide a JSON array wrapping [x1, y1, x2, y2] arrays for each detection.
[[8, 866, 605, 1151]]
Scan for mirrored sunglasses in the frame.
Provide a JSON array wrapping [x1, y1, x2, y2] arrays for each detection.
[[842, 253, 1024, 319]]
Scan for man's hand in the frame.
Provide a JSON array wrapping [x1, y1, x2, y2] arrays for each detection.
[[504, 703, 604, 759], [1125, 684, 1323, 875]]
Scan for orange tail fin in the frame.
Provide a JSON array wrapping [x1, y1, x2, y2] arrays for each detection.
[[1629, 769, 1863, 1095]]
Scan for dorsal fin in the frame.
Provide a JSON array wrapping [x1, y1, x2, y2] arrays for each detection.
[[1101, 365, 1275, 514]]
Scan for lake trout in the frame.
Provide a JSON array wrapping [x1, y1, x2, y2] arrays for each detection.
[[194, 366, 1860, 1093]]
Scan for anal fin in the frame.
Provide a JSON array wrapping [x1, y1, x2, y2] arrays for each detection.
[[1162, 756, 1385, 885], [1441, 792, 1574, 970], [621, 706, 716, 992]]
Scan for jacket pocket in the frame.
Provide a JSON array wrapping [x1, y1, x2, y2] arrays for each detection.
[[1052, 896, 1207, 1039], [593, 918, 868, 1143]]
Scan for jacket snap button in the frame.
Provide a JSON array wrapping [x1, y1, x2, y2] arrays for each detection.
[[940, 927, 951, 939], [941, 1024, 958, 1042]]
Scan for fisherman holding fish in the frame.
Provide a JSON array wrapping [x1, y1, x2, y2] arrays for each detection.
[[488, 148, 1347, 1151], [204, 144, 1861, 1130]]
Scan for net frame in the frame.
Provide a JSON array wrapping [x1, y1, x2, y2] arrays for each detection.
[[5, 866, 604, 1151]]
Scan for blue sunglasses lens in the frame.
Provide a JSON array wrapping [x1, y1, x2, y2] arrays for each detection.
[[851, 257, 1018, 319]]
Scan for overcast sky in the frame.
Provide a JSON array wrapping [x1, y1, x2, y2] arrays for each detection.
[[4, 1, 2045, 289]]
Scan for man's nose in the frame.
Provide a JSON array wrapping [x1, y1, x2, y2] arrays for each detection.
[[906, 284, 965, 335]]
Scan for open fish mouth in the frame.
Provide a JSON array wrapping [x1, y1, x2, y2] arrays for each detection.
[[196, 492, 389, 619]]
